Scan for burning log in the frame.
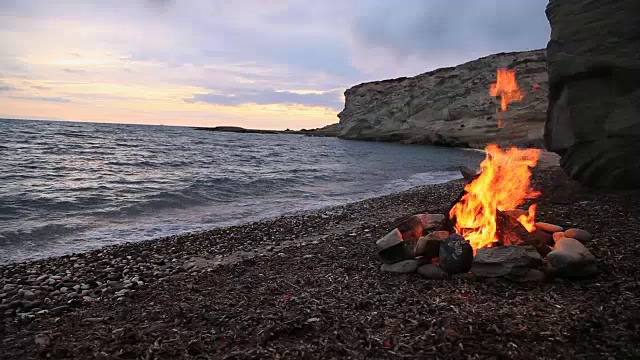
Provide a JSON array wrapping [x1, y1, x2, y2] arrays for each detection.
[[496, 210, 551, 256], [443, 171, 482, 233]]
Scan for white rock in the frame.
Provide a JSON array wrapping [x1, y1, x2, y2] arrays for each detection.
[[548, 238, 597, 277], [563, 228, 593, 244]]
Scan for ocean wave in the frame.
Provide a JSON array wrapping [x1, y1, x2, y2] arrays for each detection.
[[0, 223, 84, 246], [0, 119, 485, 264], [52, 131, 92, 138]]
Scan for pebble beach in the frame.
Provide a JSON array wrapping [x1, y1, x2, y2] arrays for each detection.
[[1, 165, 640, 358]]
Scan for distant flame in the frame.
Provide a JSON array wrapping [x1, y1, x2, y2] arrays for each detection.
[[490, 68, 524, 112], [449, 145, 540, 251]]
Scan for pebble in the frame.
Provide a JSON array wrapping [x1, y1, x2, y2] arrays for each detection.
[[114, 289, 130, 297], [81, 317, 106, 324], [22, 290, 35, 300], [535, 222, 564, 234], [563, 228, 593, 244], [49, 306, 69, 315], [35, 333, 51, 348], [417, 264, 449, 279], [380, 259, 424, 274]]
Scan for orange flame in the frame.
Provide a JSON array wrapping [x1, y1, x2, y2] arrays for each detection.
[[490, 68, 524, 112], [449, 144, 540, 250]]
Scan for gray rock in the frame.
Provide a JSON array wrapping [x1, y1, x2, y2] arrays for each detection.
[[508, 269, 546, 283], [417, 264, 449, 279], [439, 234, 473, 275], [395, 215, 427, 241], [545, 0, 640, 188], [377, 229, 418, 265], [535, 222, 564, 234], [415, 231, 449, 258], [380, 259, 423, 274], [376, 228, 402, 250], [547, 238, 598, 277], [471, 263, 530, 278], [459, 166, 479, 181], [471, 246, 541, 278], [474, 246, 529, 266], [563, 228, 593, 244], [419, 214, 446, 231]]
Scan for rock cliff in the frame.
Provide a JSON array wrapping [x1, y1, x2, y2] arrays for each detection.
[[322, 49, 548, 148], [545, 0, 640, 188]]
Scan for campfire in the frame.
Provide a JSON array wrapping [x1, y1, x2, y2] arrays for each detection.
[[449, 144, 540, 252], [375, 68, 598, 281]]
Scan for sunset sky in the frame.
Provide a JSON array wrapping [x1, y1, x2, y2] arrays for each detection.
[[0, 0, 550, 130]]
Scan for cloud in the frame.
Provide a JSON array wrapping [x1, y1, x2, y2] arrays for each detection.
[[31, 85, 52, 90], [185, 89, 343, 110], [63, 68, 87, 74], [10, 95, 71, 103], [351, 0, 549, 63], [0, 0, 551, 128], [0, 84, 16, 92]]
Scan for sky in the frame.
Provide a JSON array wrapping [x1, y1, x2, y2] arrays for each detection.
[[0, 0, 550, 130]]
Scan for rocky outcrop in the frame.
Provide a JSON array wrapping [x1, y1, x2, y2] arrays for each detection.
[[323, 50, 548, 148], [544, 0, 640, 188]]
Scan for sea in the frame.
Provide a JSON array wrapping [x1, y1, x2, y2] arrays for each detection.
[[0, 119, 484, 264]]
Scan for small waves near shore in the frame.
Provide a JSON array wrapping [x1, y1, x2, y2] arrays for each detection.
[[0, 119, 484, 264]]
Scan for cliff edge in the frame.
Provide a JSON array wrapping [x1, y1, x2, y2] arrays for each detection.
[[321, 49, 548, 148]]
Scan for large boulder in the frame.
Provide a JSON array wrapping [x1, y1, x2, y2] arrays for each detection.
[[544, 0, 640, 188]]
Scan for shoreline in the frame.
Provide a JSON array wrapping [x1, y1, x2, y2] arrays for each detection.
[[0, 171, 468, 266], [1, 177, 469, 267], [5, 164, 639, 359]]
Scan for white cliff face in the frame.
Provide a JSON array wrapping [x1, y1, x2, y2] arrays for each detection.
[[330, 50, 548, 148]]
